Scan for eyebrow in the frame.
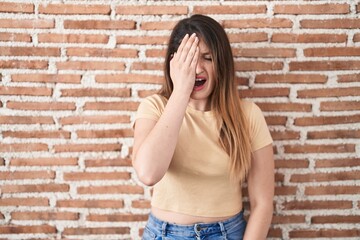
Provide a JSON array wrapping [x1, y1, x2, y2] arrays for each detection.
[[201, 52, 211, 55]]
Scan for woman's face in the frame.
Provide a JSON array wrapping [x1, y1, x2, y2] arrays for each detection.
[[189, 39, 215, 111]]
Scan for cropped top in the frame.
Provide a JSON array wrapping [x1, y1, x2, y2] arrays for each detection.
[[134, 94, 273, 217]]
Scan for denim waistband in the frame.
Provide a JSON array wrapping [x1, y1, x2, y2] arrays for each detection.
[[147, 210, 245, 237]]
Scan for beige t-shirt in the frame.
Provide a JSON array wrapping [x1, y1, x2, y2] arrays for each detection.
[[134, 94, 273, 217]]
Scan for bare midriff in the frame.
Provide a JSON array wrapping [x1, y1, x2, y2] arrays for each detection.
[[151, 206, 239, 225]]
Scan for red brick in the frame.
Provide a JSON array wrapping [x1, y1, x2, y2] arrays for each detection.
[[194, 5, 266, 14], [268, 228, 282, 238], [0, 86, 52, 96], [0, 198, 49, 206], [271, 33, 347, 43], [290, 229, 360, 238], [10, 158, 78, 166], [233, 48, 296, 58], [275, 186, 297, 196], [146, 49, 165, 58], [223, 18, 293, 28], [63, 172, 131, 181], [64, 20, 135, 30], [131, 62, 163, 71], [0, 60, 48, 69], [63, 227, 130, 235], [306, 186, 360, 195], [84, 101, 139, 111], [255, 74, 327, 84], [57, 61, 125, 70], [0, 19, 54, 28], [85, 157, 132, 167], [132, 200, 151, 209], [283, 200, 352, 210], [308, 130, 360, 139], [275, 159, 309, 169], [271, 131, 300, 140], [0, 2, 34, 13], [87, 213, 148, 222], [0, 171, 54, 180], [315, 158, 360, 168], [304, 47, 360, 57], [301, 19, 360, 29], [54, 144, 121, 153], [67, 48, 138, 58], [117, 36, 168, 45], [39, 4, 110, 14], [257, 102, 312, 112], [12, 211, 79, 220], [284, 144, 355, 154], [235, 61, 283, 71], [96, 74, 163, 84], [228, 32, 268, 43], [7, 102, 76, 111], [265, 116, 287, 126], [76, 129, 133, 138], [57, 199, 124, 208], [1, 184, 69, 193], [138, 90, 158, 98], [298, 87, 360, 98], [116, 5, 187, 15], [321, 101, 360, 111], [0, 47, 60, 56], [0, 116, 54, 124], [0, 225, 55, 234], [338, 74, 360, 82], [354, 33, 360, 42], [274, 4, 349, 14], [239, 88, 289, 98], [290, 61, 360, 71], [0, 33, 31, 42], [3, 130, 71, 139], [0, 143, 48, 152], [60, 115, 130, 125], [140, 21, 178, 30], [38, 33, 109, 43], [61, 88, 130, 97], [291, 171, 360, 182], [77, 185, 143, 194], [12, 74, 82, 84], [272, 215, 306, 224], [311, 215, 360, 224], [295, 115, 360, 126]]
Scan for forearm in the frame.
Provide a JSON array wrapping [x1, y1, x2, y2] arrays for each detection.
[[244, 204, 273, 240], [133, 91, 190, 185]]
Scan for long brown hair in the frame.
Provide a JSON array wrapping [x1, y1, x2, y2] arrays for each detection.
[[160, 14, 252, 183]]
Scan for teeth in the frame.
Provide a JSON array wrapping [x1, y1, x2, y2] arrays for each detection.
[[196, 78, 205, 81]]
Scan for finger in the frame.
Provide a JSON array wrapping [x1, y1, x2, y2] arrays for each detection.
[[190, 46, 200, 68], [185, 36, 199, 65], [175, 34, 189, 59], [179, 33, 197, 62]]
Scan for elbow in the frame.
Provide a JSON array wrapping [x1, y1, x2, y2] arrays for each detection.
[[132, 156, 160, 187], [136, 170, 158, 187]]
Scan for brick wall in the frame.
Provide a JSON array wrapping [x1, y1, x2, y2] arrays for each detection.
[[0, 0, 359, 239]]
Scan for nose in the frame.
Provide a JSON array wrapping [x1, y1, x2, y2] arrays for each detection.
[[195, 60, 204, 75]]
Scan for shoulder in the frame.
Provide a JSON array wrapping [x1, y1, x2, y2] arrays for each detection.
[[240, 100, 260, 117], [141, 94, 167, 109]]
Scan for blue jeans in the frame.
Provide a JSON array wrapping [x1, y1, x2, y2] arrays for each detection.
[[142, 211, 247, 240]]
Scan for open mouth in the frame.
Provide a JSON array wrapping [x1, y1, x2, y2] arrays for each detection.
[[195, 77, 207, 87]]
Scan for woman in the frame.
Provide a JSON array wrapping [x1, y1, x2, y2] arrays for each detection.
[[132, 14, 274, 240]]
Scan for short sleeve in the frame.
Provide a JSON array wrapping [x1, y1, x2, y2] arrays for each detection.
[[248, 102, 273, 152], [133, 94, 165, 128]]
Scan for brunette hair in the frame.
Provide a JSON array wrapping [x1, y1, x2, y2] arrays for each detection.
[[160, 14, 252, 183]]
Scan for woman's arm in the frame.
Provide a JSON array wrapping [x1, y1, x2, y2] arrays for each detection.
[[244, 144, 275, 240], [132, 33, 199, 186]]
